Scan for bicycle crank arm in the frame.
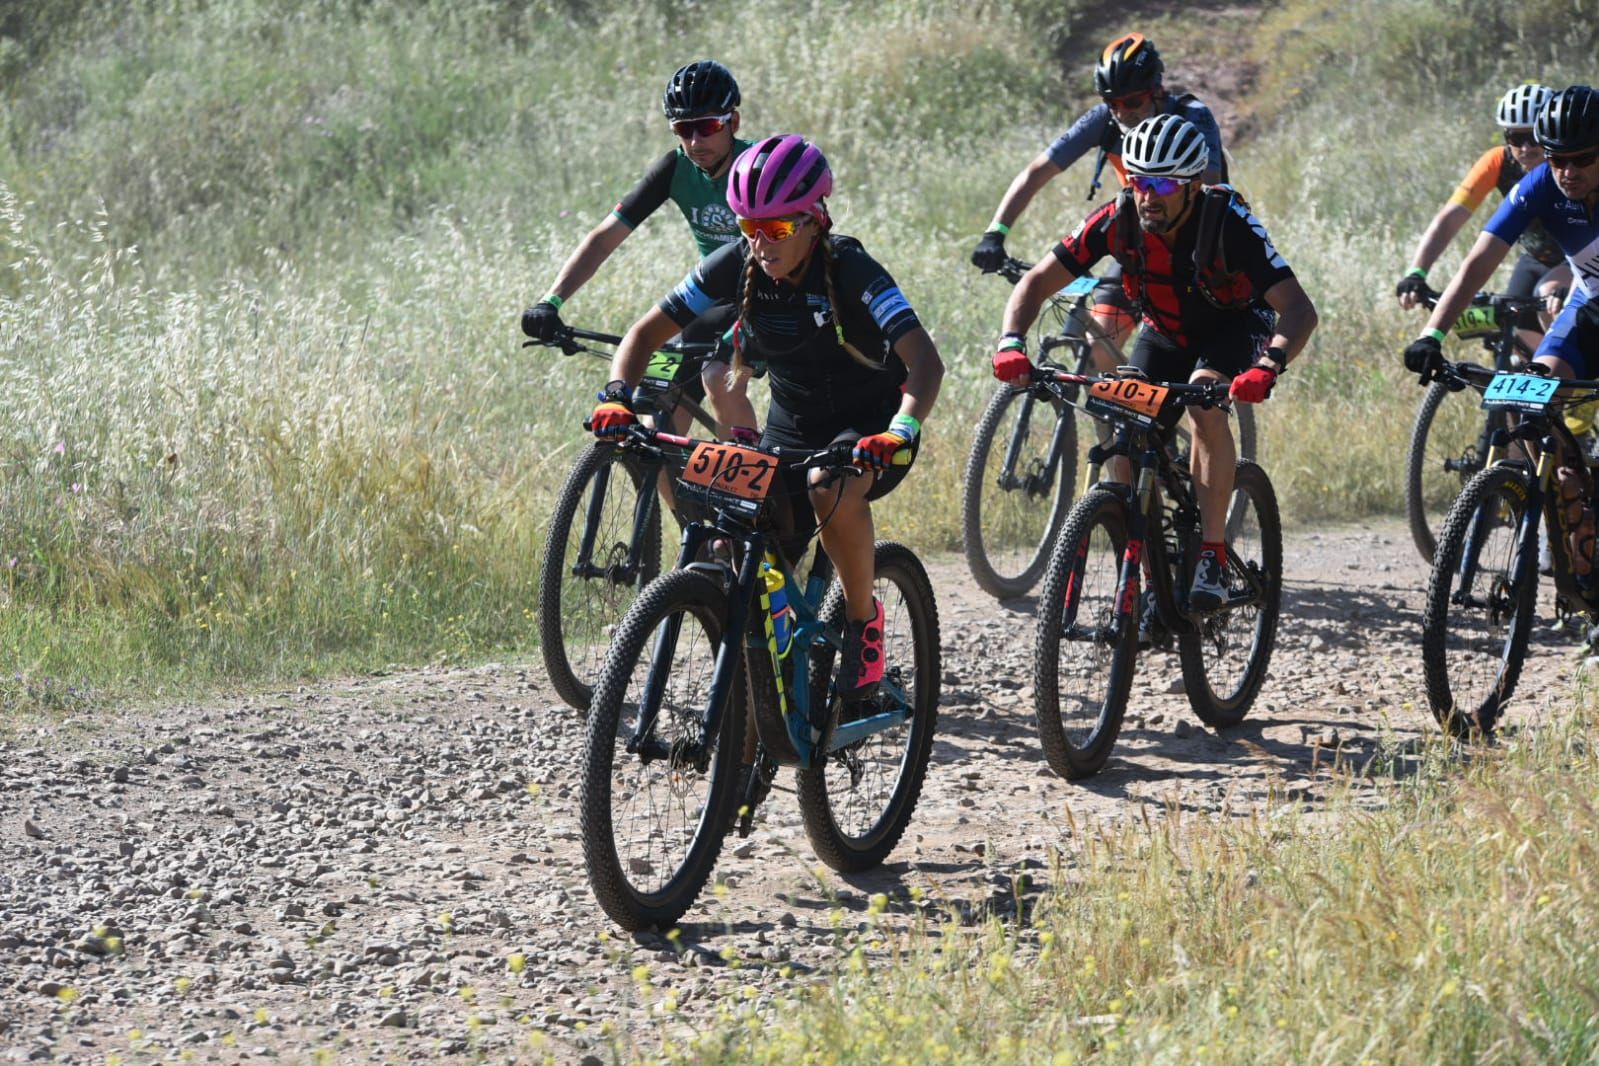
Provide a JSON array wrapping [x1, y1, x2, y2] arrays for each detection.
[[571, 561, 637, 582]]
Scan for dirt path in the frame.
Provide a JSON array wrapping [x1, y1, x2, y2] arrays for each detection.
[[0, 518, 1588, 1063]]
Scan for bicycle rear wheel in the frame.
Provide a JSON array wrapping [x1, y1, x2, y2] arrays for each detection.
[[961, 383, 1078, 599], [797, 542, 940, 872], [580, 569, 744, 930], [1406, 378, 1491, 563], [1033, 488, 1138, 779], [1178, 460, 1283, 727], [539, 442, 663, 710], [1420, 465, 1538, 736]]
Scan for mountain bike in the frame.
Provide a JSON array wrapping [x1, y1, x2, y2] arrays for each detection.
[[962, 257, 1257, 599], [528, 326, 722, 711], [1031, 367, 1282, 779], [1420, 358, 1599, 736], [1404, 286, 1540, 563], [580, 425, 939, 930]]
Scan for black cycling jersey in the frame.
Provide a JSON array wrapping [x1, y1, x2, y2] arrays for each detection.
[[659, 234, 921, 438]]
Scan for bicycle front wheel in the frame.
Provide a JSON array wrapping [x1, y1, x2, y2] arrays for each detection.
[[1033, 487, 1138, 779], [1406, 378, 1491, 563], [797, 542, 940, 872], [1178, 460, 1283, 728], [1421, 465, 1538, 736], [961, 383, 1078, 599], [538, 442, 663, 710], [580, 569, 744, 931]]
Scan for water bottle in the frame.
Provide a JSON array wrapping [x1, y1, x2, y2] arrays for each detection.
[[760, 562, 795, 657]]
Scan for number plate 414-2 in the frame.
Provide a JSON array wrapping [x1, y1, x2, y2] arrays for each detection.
[[1482, 372, 1558, 411]]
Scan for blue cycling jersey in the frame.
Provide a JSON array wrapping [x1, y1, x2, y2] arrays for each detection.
[[1484, 164, 1599, 373], [1485, 165, 1599, 299]]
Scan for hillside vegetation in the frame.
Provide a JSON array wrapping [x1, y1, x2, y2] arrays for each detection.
[[0, 0, 1594, 697]]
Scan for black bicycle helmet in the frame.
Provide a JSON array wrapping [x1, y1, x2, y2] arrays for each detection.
[[662, 60, 741, 121], [1094, 33, 1163, 98], [1534, 85, 1599, 153]]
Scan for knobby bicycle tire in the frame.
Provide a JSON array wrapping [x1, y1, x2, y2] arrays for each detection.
[[1033, 487, 1139, 779], [1420, 465, 1538, 737], [961, 383, 1078, 599], [1177, 460, 1283, 727], [796, 542, 941, 871], [1406, 378, 1490, 564], [580, 569, 745, 930], [538, 442, 663, 710]]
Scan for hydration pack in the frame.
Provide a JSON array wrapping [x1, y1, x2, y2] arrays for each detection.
[[1107, 182, 1256, 312]]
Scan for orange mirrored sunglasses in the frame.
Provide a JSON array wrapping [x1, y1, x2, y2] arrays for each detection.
[[736, 215, 809, 241]]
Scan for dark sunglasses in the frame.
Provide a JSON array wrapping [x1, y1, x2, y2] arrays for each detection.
[[1547, 146, 1599, 170], [1129, 174, 1188, 197], [1503, 129, 1537, 149], [1104, 90, 1153, 110], [670, 113, 732, 139]]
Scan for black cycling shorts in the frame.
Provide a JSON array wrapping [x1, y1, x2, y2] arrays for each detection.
[[1127, 309, 1273, 430], [759, 399, 917, 560]]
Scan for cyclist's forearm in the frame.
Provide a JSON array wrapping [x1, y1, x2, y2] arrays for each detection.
[[1261, 278, 1317, 364], [1424, 232, 1512, 335], [1001, 257, 1071, 338], [545, 216, 631, 302], [989, 157, 1062, 230], [610, 307, 681, 387], [893, 328, 944, 422], [1408, 204, 1471, 274]]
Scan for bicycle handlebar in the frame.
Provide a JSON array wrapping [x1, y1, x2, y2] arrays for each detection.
[[1431, 359, 1599, 398], [522, 326, 723, 360], [1417, 285, 1542, 322], [604, 424, 907, 473]]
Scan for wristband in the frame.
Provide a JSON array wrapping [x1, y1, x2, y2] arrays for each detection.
[[1405, 267, 1427, 280], [1423, 328, 1446, 343], [888, 413, 922, 439], [1261, 345, 1288, 374], [542, 293, 565, 310], [997, 332, 1027, 353], [988, 222, 1011, 236]]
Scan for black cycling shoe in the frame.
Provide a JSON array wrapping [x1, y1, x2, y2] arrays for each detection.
[[1188, 550, 1227, 614], [1136, 589, 1166, 650]]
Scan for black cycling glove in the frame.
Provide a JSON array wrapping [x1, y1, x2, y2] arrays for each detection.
[[521, 301, 565, 342], [1394, 273, 1430, 302], [971, 230, 1008, 272], [1402, 335, 1444, 382]]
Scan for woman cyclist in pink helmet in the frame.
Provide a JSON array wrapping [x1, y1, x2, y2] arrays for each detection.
[[590, 134, 944, 708]]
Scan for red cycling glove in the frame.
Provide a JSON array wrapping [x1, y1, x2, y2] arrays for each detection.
[[992, 347, 1033, 384], [1229, 365, 1277, 404]]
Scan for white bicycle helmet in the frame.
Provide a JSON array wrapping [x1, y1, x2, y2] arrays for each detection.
[[1121, 114, 1208, 178], [1496, 83, 1553, 129]]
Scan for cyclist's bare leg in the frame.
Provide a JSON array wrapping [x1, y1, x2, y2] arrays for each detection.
[[1189, 369, 1236, 544], [1091, 310, 1136, 484], [703, 359, 756, 438], [809, 470, 877, 622]]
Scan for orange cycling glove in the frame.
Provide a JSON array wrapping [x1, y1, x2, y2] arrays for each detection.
[[588, 380, 636, 439]]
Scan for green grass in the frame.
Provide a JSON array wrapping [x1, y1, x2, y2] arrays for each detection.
[[0, 0, 1596, 701], [649, 702, 1599, 1064]]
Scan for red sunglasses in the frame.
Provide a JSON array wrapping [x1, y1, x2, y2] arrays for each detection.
[[670, 113, 732, 139]]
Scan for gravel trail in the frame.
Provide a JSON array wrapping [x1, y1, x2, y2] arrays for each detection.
[[0, 519, 1587, 1063]]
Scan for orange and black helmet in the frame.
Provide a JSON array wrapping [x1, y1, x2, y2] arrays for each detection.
[[1095, 33, 1163, 98]]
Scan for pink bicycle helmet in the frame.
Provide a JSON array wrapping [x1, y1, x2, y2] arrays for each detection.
[[726, 135, 833, 219]]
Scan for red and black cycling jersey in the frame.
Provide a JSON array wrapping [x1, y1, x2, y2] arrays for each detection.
[[1052, 193, 1295, 348]]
